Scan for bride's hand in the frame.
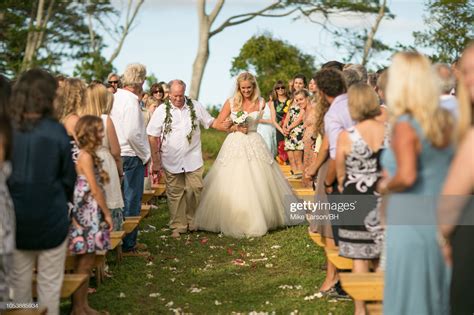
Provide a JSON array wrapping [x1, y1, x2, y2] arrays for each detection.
[[238, 125, 248, 134]]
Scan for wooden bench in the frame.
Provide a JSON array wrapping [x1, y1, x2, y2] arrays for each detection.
[[142, 190, 155, 203], [110, 231, 126, 250], [32, 274, 88, 299], [325, 247, 353, 270], [123, 216, 141, 234], [3, 307, 47, 315], [64, 254, 106, 285], [367, 303, 383, 315], [288, 178, 304, 189], [339, 272, 384, 301], [140, 204, 151, 219], [308, 230, 327, 248], [151, 183, 166, 197]]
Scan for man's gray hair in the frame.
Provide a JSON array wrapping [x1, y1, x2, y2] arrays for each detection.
[[122, 63, 147, 87], [107, 72, 119, 81], [343, 69, 361, 88], [434, 63, 456, 94], [168, 79, 187, 90], [346, 64, 368, 84]]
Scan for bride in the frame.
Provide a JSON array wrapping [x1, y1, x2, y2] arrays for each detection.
[[194, 72, 298, 238]]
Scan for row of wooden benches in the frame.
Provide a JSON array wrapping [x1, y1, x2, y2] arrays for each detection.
[[4, 183, 167, 315], [279, 163, 384, 315]]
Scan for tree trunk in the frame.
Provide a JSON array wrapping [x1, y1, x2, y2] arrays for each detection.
[[22, 0, 45, 72], [361, 0, 386, 66], [189, 27, 210, 100]]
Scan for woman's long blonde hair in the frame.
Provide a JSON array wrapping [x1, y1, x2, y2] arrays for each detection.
[[55, 78, 87, 122], [80, 83, 113, 117], [386, 51, 451, 147], [231, 72, 261, 112]]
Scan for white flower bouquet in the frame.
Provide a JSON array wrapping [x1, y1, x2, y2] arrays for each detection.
[[232, 111, 249, 125]]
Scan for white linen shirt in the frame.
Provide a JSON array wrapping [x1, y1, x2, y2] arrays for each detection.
[[110, 88, 151, 164], [147, 99, 214, 174]]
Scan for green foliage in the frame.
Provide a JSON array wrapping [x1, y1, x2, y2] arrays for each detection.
[[413, 0, 474, 63], [73, 51, 115, 83], [0, 0, 116, 77], [231, 34, 316, 98], [206, 105, 221, 118], [145, 73, 159, 91]]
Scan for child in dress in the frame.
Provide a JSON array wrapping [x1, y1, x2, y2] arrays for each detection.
[[69, 115, 113, 315], [282, 89, 306, 178]]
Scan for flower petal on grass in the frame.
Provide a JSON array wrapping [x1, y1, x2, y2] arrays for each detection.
[[149, 292, 161, 297]]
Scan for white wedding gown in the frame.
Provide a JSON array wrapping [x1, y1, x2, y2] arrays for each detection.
[[194, 105, 298, 238]]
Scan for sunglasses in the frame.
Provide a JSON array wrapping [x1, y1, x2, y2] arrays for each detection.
[[275, 86, 285, 90], [153, 91, 163, 94], [108, 80, 119, 84]]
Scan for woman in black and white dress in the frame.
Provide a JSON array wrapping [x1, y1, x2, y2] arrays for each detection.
[[335, 83, 387, 315]]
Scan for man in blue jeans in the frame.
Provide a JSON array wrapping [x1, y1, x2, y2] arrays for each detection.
[[110, 63, 151, 256]]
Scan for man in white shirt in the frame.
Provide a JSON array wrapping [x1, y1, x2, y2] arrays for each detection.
[[147, 80, 230, 238], [110, 63, 151, 254]]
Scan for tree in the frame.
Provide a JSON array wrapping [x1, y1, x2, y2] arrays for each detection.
[[231, 34, 316, 98], [190, 0, 384, 100], [413, 0, 474, 63], [0, 0, 144, 80]]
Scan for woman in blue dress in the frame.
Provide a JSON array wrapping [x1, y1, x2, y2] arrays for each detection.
[[378, 52, 454, 315]]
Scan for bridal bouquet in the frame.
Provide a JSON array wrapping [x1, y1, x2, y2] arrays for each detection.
[[232, 111, 249, 126]]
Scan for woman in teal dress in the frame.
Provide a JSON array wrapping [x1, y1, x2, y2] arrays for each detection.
[[378, 52, 454, 315]]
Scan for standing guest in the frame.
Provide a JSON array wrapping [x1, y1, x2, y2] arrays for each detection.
[[438, 41, 474, 315], [107, 73, 121, 93], [105, 82, 116, 94], [282, 89, 306, 179], [8, 69, 76, 315], [143, 96, 160, 190], [301, 90, 317, 187], [434, 63, 459, 118], [292, 74, 307, 94], [80, 83, 124, 231], [55, 78, 87, 162], [319, 68, 351, 246], [257, 95, 278, 157], [159, 81, 170, 102], [336, 83, 387, 314], [110, 63, 151, 256], [147, 79, 230, 238], [375, 70, 389, 122], [149, 83, 165, 107], [69, 115, 112, 315], [0, 75, 14, 304], [308, 77, 318, 95], [378, 51, 453, 315], [271, 80, 291, 164]]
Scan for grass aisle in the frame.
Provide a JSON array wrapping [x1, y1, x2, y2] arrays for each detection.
[[86, 129, 353, 314], [88, 201, 352, 314]]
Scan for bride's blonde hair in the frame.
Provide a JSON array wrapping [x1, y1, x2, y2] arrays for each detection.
[[232, 72, 261, 112]]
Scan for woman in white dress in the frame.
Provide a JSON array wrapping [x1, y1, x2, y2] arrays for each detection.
[[194, 72, 299, 238]]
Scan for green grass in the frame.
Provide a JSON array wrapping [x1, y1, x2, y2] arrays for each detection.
[[62, 129, 353, 314]]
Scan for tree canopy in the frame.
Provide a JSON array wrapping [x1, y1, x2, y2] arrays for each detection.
[[413, 0, 474, 63], [231, 34, 316, 98]]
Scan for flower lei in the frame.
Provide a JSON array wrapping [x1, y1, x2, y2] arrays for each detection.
[[163, 97, 197, 144]]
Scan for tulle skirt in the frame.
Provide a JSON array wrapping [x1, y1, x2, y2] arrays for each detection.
[[194, 131, 298, 238]]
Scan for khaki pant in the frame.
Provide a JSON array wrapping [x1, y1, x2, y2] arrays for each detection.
[[12, 238, 67, 315], [164, 167, 204, 233]]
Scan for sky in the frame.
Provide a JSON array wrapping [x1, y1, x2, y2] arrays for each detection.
[[65, 0, 428, 107]]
